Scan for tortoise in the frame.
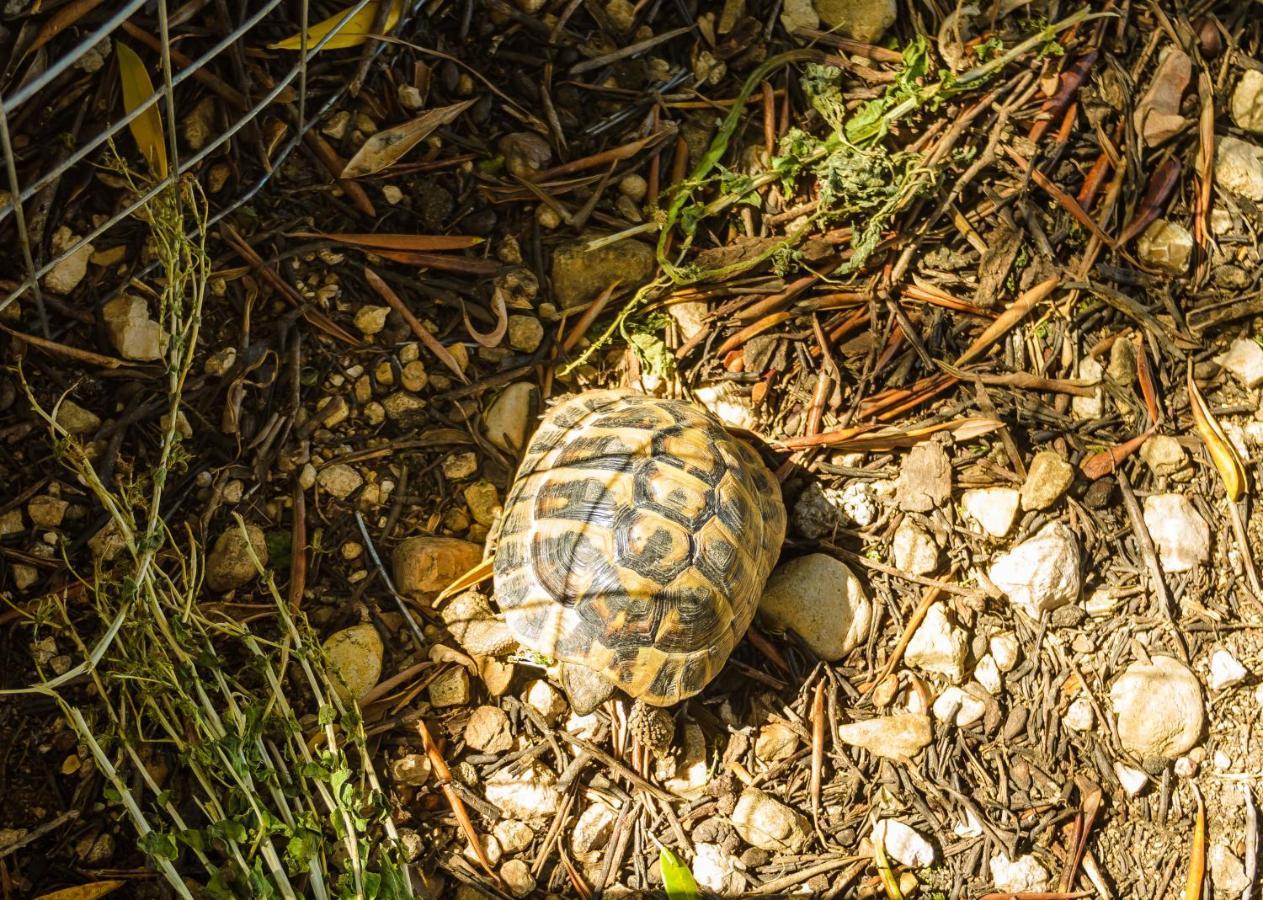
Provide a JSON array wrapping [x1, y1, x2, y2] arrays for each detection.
[[492, 389, 786, 715]]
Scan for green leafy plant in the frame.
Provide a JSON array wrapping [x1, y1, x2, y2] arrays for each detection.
[[624, 311, 676, 379], [844, 35, 931, 145], [8, 164, 411, 898]]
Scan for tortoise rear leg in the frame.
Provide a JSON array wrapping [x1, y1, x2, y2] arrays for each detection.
[[560, 663, 618, 715]]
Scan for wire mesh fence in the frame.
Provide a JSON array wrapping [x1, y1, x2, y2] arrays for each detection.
[[0, 0, 404, 323]]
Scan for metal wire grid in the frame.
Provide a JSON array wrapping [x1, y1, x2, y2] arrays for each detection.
[[0, 0, 401, 321]]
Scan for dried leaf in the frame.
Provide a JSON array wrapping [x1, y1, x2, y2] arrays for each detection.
[[115, 42, 168, 179], [415, 718, 498, 883], [35, 883, 125, 900], [269, 0, 403, 51], [659, 846, 701, 900], [781, 416, 1002, 451], [462, 285, 508, 348], [1079, 428, 1155, 480], [1134, 333, 1160, 424], [290, 231, 483, 252], [1132, 48, 1191, 147], [956, 276, 1058, 365], [341, 100, 476, 178], [371, 249, 501, 276], [21, 0, 107, 63], [1185, 784, 1205, 900], [1187, 364, 1247, 501], [363, 266, 469, 383]]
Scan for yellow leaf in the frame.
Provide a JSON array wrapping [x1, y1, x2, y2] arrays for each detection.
[[1185, 784, 1205, 900], [269, 0, 402, 51], [115, 42, 168, 179], [36, 881, 125, 900], [1187, 363, 1247, 501]]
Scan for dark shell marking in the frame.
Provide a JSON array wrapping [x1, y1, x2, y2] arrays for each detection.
[[493, 389, 786, 705]]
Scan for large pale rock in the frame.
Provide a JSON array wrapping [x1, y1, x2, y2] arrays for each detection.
[[656, 721, 709, 799], [892, 518, 939, 575], [693, 842, 746, 895], [990, 852, 1050, 894], [872, 819, 934, 867], [485, 763, 562, 823], [206, 523, 268, 592], [102, 295, 166, 361], [988, 522, 1081, 620], [1230, 69, 1263, 134], [1216, 136, 1263, 201], [1137, 219, 1193, 275], [323, 623, 383, 703], [1142, 494, 1209, 572], [439, 590, 518, 657], [550, 236, 655, 310], [571, 801, 617, 856], [55, 399, 101, 435], [962, 487, 1020, 537], [932, 686, 986, 727], [813, 0, 896, 43], [836, 714, 931, 761], [465, 706, 513, 753], [758, 554, 871, 661], [904, 602, 968, 682], [1211, 843, 1251, 897], [1020, 451, 1074, 511], [1215, 337, 1263, 389], [393, 536, 483, 597], [1071, 355, 1104, 419], [1111, 656, 1204, 759], [318, 463, 362, 499], [1140, 435, 1187, 477], [43, 227, 93, 294], [896, 442, 951, 512], [731, 788, 809, 853]]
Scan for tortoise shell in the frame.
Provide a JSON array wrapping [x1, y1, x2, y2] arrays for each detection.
[[493, 389, 786, 706]]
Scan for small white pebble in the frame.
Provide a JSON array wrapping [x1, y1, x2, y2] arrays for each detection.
[[989, 633, 1020, 672], [974, 655, 1002, 695], [1063, 697, 1094, 732], [1114, 763, 1149, 797], [1208, 649, 1249, 690]]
